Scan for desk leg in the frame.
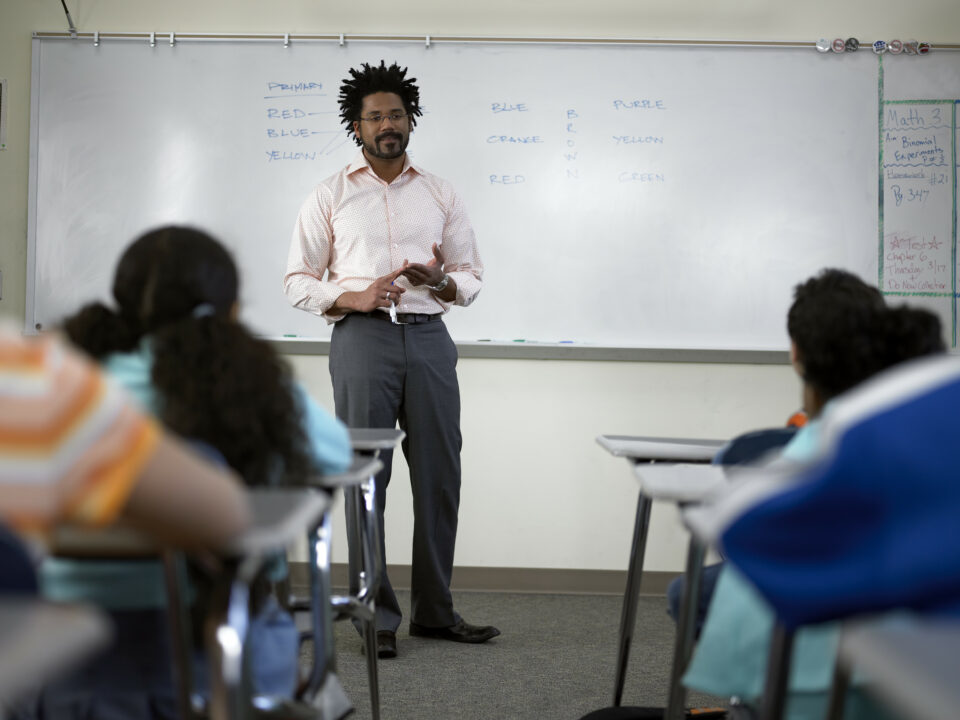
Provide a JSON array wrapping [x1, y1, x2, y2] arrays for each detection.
[[343, 467, 383, 720], [664, 536, 705, 720], [206, 568, 255, 720], [760, 622, 795, 720], [825, 649, 851, 720], [303, 510, 337, 699], [613, 491, 652, 706], [360, 472, 382, 720]]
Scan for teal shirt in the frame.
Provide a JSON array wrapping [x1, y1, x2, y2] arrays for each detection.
[[102, 339, 352, 475], [42, 339, 351, 608]]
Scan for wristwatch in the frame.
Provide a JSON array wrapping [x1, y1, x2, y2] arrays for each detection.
[[428, 274, 449, 293]]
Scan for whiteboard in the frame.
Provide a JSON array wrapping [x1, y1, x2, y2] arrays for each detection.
[[28, 36, 896, 350]]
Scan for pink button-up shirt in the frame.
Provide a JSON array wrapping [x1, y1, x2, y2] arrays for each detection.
[[285, 153, 483, 323]]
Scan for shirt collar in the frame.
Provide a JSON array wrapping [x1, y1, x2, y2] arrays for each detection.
[[347, 151, 422, 179]]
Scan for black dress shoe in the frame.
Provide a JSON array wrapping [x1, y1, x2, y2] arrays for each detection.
[[377, 630, 397, 658], [361, 630, 397, 658], [408, 619, 501, 644]]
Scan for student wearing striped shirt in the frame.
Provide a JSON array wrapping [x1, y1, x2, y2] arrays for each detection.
[[0, 327, 250, 719], [0, 327, 249, 548]]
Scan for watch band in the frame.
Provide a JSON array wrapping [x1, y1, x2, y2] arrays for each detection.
[[428, 274, 449, 293]]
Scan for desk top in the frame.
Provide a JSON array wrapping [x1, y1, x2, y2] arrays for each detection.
[[51, 488, 331, 559], [632, 463, 729, 503], [229, 488, 331, 555], [0, 600, 111, 704], [349, 428, 406, 452], [839, 620, 960, 720], [597, 434, 725, 462], [309, 456, 382, 489]]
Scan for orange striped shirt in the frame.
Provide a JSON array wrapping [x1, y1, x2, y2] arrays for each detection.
[[0, 329, 160, 536]]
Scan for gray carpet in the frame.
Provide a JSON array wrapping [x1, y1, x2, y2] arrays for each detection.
[[304, 590, 728, 720]]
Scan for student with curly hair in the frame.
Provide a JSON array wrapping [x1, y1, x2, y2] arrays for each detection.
[[43, 225, 351, 717], [64, 225, 350, 485], [284, 60, 496, 658], [682, 268, 945, 720]]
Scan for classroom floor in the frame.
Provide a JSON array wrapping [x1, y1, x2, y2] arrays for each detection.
[[301, 589, 728, 720]]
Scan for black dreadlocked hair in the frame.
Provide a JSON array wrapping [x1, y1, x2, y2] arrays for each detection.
[[338, 60, 422, 145]]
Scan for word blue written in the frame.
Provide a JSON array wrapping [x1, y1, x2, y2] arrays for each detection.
[[267, 129, 313, 138], [491, 103, 528, 113]]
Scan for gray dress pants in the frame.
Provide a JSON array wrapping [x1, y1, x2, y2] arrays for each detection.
[[329, 312, 462, 632]]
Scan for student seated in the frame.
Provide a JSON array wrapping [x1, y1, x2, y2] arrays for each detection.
[[47, 225, 351, 714], [0, 328, 249, 547], [668, 268, 889, 636], [681, 269, 944, 720], [665, 417, 799, 636], [0, 328, 250, 718], [62, 225, 351, 483]]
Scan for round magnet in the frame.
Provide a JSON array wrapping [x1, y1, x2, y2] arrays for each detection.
[[904, 40, 919, 54], [888, 39, 903, 54], [918, 42, 931, 54], [816, 38, 831, 52], [845, 37, 860, 51], [832, 38, 846, 53], [872, 40, 887, 54]]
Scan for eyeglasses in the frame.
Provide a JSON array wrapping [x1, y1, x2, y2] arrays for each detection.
[[358, 112, 409, 124]]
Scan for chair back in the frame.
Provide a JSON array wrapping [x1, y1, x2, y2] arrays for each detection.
[[0, 522, 38, 595], [715, 427, 797, 466]]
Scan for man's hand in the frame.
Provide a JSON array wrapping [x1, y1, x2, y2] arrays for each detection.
[[333, 267, 406, 313], [400, 243, 446, 287]]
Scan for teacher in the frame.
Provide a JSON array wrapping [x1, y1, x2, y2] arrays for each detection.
[[284, 61, 497, 659]]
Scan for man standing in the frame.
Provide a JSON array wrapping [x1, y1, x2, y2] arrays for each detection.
[[284, 61, 498, 658]]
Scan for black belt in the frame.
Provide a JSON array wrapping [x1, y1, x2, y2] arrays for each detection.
[[359, 311, 442, 324]]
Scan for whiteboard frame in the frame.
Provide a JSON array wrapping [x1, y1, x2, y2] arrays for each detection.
[[28, 31, 960, 50]]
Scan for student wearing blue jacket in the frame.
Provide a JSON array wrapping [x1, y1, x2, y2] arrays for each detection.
[[683, 269, 945, 720]]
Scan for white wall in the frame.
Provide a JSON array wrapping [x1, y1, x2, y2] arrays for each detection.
[[3, 0, 958, 572], [290, 353, 797, 571]]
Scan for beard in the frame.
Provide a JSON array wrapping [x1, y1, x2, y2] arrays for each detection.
[[362, 130, 409, 160]]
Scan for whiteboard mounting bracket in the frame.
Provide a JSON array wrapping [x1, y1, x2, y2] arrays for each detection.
[[283, 33, 290, 48], [58, 0, 77, 38], [93, 31, 99, 47], [339, 33, 346, 47], [169, 32, 176, 47], [425, 35, 431, 48], [149, 32, 156, 48]]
